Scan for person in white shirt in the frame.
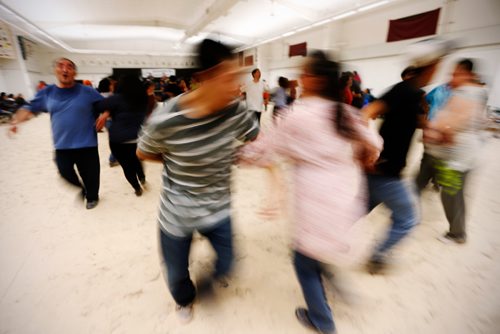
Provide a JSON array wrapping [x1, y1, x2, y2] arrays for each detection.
[[243, 68, 267, 124]]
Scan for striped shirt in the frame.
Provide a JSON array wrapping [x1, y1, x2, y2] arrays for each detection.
[[138, 96, 259, 237]]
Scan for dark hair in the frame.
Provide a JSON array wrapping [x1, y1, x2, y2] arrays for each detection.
[[251, 68, 260, 77], [278, 76, 289, 88], [456, 58, 473, 72], [97, 78, 111, 93], [401, 66, 417, 80], [197, 39, 234, 72], [339, 72, 352, 89], [307, 51, 357, 140], [115, 75, 148, 108]]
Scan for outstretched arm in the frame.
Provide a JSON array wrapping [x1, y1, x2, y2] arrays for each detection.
[[8, 108, 34, 135]]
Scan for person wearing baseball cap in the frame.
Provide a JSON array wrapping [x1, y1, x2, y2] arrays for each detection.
[[362, 38, 451, 274]]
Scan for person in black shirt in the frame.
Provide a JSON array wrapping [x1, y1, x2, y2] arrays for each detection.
[[362, 38, 451, 273], [95, 75, 148, 196]]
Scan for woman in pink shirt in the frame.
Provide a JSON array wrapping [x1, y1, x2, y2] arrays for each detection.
[[240, 51, 382, 333]]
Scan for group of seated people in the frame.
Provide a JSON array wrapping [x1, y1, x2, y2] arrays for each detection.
[[0, 92, 26, 121]]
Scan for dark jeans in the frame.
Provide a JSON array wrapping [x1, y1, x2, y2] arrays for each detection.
[[293, 251, 336, 333], [415, 153, 438, 194], [159, 218, 233, 306], [252, 110, 261, 124], [109, 142, 145, 190], [367, 174, 418, 260], [416, 153, 468, 237], [55, 147, 100, 201]]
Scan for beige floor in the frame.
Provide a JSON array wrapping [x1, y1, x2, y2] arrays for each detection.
[[1, 113, 499, 334]]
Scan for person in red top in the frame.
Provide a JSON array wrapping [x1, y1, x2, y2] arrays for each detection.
[[340, 72, 353, 105]]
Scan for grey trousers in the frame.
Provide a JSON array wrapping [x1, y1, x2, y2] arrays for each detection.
[[416, 153, 469, 237]]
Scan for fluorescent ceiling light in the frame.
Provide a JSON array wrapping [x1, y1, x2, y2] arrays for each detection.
[[332, 10, 356, 20], [312, 18, 331, 27], [358, 0, 389, 12], [281, 31, 295, 37], [295, 26, 310, 32]]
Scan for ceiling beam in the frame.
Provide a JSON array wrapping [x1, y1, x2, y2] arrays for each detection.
[[181, 0, 241, 42], [276, 0, 320, 22]]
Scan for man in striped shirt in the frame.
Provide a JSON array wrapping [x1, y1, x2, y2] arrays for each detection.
[[137, 39, 259, 322]]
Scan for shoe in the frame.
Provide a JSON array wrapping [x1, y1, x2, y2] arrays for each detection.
[[134, 188, 143, 197], [295, 308, 336, 334], [86, 200, 99, 210], [175, 304, 193, 324], [139, 177, 146, 185], [109, 161, 119, 167], [295, 307, 316, 331], [366, 257, 388, 275], [439, 232, 466, 244]]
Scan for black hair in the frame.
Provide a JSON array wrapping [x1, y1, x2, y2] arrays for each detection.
[[307, 51, 357, 140], [339, 72, 352, 89], [278, 76, 289, 88], [456, 58, 474, 72], [97, 77, 111, 93], [115, 75, 148, 108], [251, 68, 260, 77], [197, 39, 234, 72], [401, 66, 417, 80]]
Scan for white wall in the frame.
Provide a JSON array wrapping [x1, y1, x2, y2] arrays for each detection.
[[259, 0, 500, 106]]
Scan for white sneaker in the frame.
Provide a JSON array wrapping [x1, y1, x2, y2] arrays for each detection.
[[175, 304, 193, 324]]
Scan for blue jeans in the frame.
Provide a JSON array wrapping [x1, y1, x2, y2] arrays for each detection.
[[159, 217, 233, 306], [293, 251, 336, 333], [367, 174, 418, 260]]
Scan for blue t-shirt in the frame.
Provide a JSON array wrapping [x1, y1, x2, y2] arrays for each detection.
[[426, 84, 452, 121], [25, 84, 103, 149]]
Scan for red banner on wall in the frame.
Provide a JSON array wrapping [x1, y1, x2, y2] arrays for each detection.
[[387, 8, 440, 42], [289, 42, 307, 57]]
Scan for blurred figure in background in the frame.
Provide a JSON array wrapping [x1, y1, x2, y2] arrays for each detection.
[[144, 80, 158, 118], [422, 58, 488, 244], [362, 38, 451, 273], [96, 75, 148, 196], [270, 76, 289, 121], [242, 68, 268, 124], [239, 51, 382, 334], [137, 39, 259, 323], [97, 76, 119, 166], [339, 72, 353, 105]]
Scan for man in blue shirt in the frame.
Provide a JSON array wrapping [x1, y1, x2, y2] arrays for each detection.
[[9, 58, 103, 209]]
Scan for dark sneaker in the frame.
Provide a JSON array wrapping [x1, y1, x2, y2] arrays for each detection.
[[439, 232, 466, 244], [295, 307, 336, 334], [139, 177, 146, 185], [175, 304, 193, 324], [109, 161, 119, 167], [86, 200, 99, 210], [134, 188, 143, 197], [366, 257, 388, 275]]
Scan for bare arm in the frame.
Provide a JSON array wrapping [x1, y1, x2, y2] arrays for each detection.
[[136, 148, 163, 162], [8, 108, 34, 134], [361, 100, 387, 122]]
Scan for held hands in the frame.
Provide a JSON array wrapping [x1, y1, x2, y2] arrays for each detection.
[[355, 144, 379, 172], [95, 112, 109, 132]]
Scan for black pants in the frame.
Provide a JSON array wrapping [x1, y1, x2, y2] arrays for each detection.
[[254, 111, 261, 124], [109, 142, 145, 191], [55, 147, 100, 201]]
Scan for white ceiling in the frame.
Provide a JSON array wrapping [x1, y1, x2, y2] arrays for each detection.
[[0, 0, 395, 55]]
